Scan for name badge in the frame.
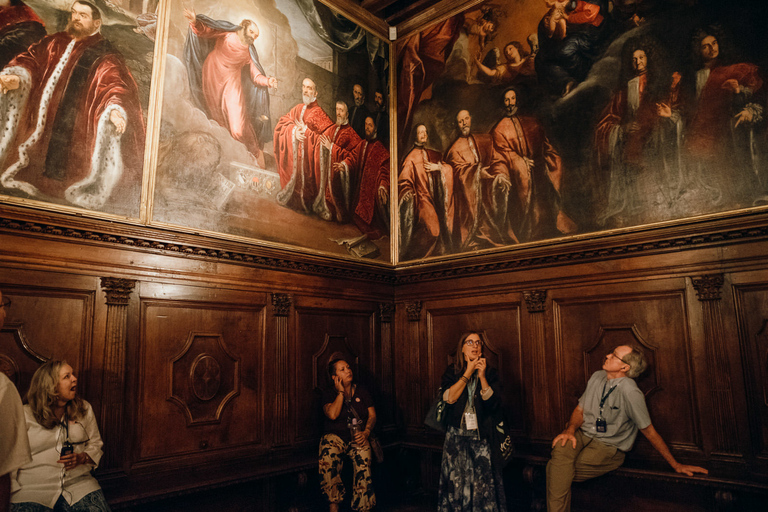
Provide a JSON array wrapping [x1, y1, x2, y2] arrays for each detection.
[[464, 412, 478, 430], [596, 418, 607, 433]]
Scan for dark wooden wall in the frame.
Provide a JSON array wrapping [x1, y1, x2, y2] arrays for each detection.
[[2, 208, 768, 510]]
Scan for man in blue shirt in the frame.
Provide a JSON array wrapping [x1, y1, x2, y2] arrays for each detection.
[[546, 344, 709, 511]]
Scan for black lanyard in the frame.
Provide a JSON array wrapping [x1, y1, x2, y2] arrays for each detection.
[[599, 382, 617, 417]]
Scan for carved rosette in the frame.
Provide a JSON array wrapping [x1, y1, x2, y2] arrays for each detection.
[[271, 293, 292, 317], [379, 302, 394, 323], [692, 274, 724, 301], [523, 290, 547, 313], [405, 301, 422, 322]]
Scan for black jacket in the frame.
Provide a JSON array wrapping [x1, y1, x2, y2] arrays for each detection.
[[440, 364, 502, 441]]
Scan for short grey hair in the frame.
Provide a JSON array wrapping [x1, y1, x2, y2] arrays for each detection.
[[623, 345, 648, 379]]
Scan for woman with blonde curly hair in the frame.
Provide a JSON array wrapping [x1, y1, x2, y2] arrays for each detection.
[[11, 360, 111, 512]]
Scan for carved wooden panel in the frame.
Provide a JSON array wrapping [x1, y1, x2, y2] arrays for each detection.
[[0, 287, 94, 397], [732, 281, 768, 462], [423, 298, 524, 434], [293, 299, 378, 445], [138, 296, 265, 461], [553, 284, 703, 457]]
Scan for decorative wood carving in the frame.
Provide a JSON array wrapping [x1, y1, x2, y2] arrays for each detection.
[[405, 301, 422, 321], [692, 274, 738, 455], [168, 333, 240, 425], [524, 290, 547, 314], [589, 325, 659, 397], [272, 293, 291, 445], [692, 274, 724, 301], [525, 290, 550, 437], [271, 293, 292, 317], [379, 302, 395, 323], [99, 277, 135, 469]]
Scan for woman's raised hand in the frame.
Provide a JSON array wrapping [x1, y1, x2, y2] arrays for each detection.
[[333, 375, 345, 394], [475, 358, 487, 378]]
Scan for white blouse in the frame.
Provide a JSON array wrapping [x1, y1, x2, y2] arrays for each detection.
[[11, 400, 104, 507]]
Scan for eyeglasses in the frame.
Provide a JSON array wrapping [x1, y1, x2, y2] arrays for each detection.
[[611, 350, 630, 367], [464, 339, 483, 347], [0, 297, 10, 309]]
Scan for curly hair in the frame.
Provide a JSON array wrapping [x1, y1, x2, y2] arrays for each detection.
[[27, 360, 87, 429]]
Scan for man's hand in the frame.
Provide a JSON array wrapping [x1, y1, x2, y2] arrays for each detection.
[[378, 186, 388, 205], [320, 134, 332, 150], [294, 120, 306, 142], [267, 76, 278, 89], [424, 161, 441, 172], [673, 463, 709, 477], [656, 102, 672, 118], [0, 75, 20, 94], [722, 78, 741, 94], [734, 108, 754, 127], [110, 110, 126, 134], [183, 8, 196, 24], [495, 175, 511, 194], [552, 430, 578, 449], [332, 162, 345, 173]]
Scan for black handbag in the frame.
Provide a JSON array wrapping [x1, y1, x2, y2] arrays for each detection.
[[491, 414, 514, 467], [424, 389, 448, 432]]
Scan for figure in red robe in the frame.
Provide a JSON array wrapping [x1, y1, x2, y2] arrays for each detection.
[[398, 124, 454, 260], [0, 0, 46, 69], [594, 43, 683, 226], [338, 116, 389, 240], [274, 78, 333, 214], [313, 101, 361, 222], [489, 87, 576, 242], [183, 8, 276, 167], [445, 109, 505, 250], [0, 1, 144, 214], [685, 29, 764, 206]]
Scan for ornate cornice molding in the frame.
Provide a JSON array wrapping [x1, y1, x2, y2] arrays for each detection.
[[4, 212, 768, 284], [0, 216, 396, 284]]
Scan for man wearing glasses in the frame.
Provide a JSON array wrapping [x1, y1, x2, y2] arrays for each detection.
[[546, 344, 708, 512], [0, 291, 32, 512]]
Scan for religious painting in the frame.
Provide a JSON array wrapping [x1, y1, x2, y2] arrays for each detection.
[[151, 0, 391, 262], [0, 0, 156, 218], [395, 0, 768, 262]]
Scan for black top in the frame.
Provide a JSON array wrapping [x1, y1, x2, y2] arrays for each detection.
[[321, 384, 374, 442], [441, 364, 502, 441]]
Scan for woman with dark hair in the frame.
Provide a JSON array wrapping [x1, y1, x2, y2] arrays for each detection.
[[438, 331, 506, 511], [10, 360, 110, 512], [318, 358, 376, 512]]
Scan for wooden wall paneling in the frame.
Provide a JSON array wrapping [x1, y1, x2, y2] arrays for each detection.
[[523, 289, 554, 442], [378, 302, 396, 430], [730, 270, 768, 476], [136, 283, 267, 466], [98, 277, 136, 471], [551, 279, 707, 464], [404, 300, 422, 435], [422, 295, 524, 436], [690, 274, 741, 458], [0, 274, 97, 405], [270, 292, 292, 448], [292, 296, 381, 447]]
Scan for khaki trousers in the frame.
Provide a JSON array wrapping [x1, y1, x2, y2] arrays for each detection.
[[546, 430, 625, 512]]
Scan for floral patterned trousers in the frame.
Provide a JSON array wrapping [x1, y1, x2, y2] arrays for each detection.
[[318, 433, 376, 511]]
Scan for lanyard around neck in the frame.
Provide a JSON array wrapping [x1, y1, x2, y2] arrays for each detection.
[[599, 382, 617, 412]]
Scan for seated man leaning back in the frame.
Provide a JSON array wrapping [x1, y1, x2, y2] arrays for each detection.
[[546, 344, 708, 512]]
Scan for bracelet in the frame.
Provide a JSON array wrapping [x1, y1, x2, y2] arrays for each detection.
[[460, 375, 469, 384]]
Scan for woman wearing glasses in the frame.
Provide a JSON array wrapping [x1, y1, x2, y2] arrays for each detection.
[[438, 331, 506, 511], [10, 360, 111, 512]]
